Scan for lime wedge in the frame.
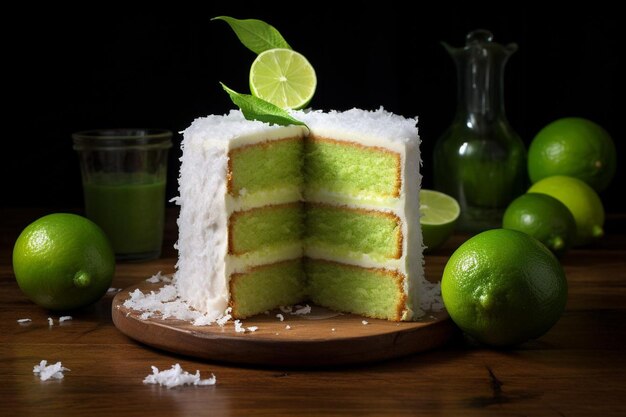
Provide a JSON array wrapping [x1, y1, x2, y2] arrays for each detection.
[[249, 48, 317, 110], [420, 189, 461, 252]]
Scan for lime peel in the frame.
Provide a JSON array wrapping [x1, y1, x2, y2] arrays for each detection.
[[73, 271, 91, 288]]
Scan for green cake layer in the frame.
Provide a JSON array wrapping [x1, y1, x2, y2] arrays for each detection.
[[228, 138, 303, 196], [230, 259, 306, 318], [227, 135, 409, 321], [304, 136, 401, 198], [305, 204, 402, 260], [229, 203, 303, 255], [305, 259, 406, 321]]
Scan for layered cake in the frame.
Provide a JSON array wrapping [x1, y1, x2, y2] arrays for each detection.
[[175, 107, 428, 321]]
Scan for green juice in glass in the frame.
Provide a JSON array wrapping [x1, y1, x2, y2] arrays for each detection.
[[83, 180, 165, 259]]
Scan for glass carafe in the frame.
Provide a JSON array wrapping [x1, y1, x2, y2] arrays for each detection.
[[434, 29, 526, 233]]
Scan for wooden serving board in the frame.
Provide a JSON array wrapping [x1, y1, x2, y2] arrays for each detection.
[[112, 280, 455, 367]]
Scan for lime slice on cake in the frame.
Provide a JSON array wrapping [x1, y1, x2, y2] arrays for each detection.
[[249, 48, 317, 110], [420, 189, 461, 251]]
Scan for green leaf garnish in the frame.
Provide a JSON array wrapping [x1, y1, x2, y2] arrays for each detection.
[[220, 83, 306, 128], [212, 16, 292, 54]]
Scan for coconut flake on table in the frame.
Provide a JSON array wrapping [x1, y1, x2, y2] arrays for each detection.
[[247, 326, 258, 332], [47, 317, 53, 327], [59, 316, 72, 323], [285, 325, 291, 330], [33, 360, 70, 381], [17, 318, 32, 324], [143, 364, 216, 388], [107, 287, 121, 294], [276, 314, 285, 322], [362, 320, 369, 325]]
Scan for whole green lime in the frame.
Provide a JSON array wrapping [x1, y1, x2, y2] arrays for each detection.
[[528, 175, 604, 246], [12, 213, 115, 310], [528, 117, 616, 192], [502, 193, 576, 257], [441, 229, 567, 347]]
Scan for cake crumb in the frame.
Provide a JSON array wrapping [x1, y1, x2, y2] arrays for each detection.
[[17, 318, 32, 324], [362, 320, 369, 325], [276, 313, 285, 322], [59, 316, 72, 323], [47, 317, 53, 327], [33, 360, 69, 381], [285, 325, 292, 330], [143, 364, 216, 388]]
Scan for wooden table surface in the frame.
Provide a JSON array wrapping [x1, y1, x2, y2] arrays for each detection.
[[1, 208, 625, 416]]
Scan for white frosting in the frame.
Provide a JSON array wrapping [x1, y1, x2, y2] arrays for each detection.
[[175, 108, 425, 321], [175, 112, 305, 319]]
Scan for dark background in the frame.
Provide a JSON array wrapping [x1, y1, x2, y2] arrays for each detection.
[[2, 6, 622, 213]]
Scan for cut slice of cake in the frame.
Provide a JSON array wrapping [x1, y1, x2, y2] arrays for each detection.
[[299, 108, 423, 321], [175, 108, 428, 322]]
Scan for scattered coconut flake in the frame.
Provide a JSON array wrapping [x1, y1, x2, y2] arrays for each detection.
[[33, 360, 69, 381], [59, 316, 72, 323], [146, 271, 172, 284], [47, 317, 53, 327], [192, 315, 215, 326], [143, 364, 216, 388], [123, 284, 215, 324], [285, 325, 291, 330], [140, 312, 153, 320], [276, 313, 285, 322], [247, 326, 258, 332], [362, 320, 369, 325], [107, 287, 121, 294], [215, 307, 233, 327], [293, 305, 312, 315], [420, 281, 444, 312], [278, 304, 311, 316], [234, 320, 245, 333], [331, 328, 336, 332], [17, 318, 32, 324], [146, 276, 161, 284]]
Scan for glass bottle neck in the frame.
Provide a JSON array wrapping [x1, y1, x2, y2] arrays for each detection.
[[454, 55, 508, 128]]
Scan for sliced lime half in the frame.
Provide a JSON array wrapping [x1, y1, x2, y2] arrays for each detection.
[[249, 48, 317, 110], [420, 189, 461, 252]]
